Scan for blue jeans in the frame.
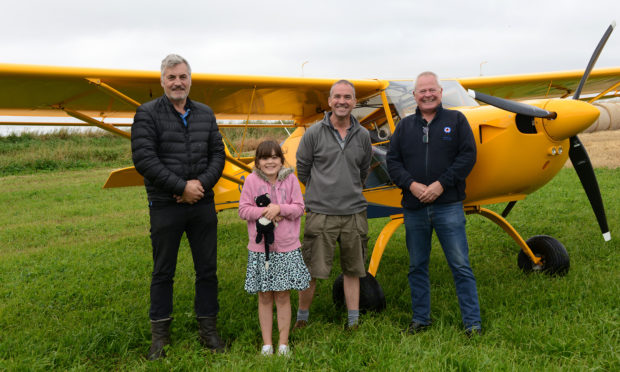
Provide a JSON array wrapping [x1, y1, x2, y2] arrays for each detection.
[[403, 202, 481, 329]]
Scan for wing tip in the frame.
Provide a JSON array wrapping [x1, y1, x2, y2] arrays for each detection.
[[603, 231, 611, 241]]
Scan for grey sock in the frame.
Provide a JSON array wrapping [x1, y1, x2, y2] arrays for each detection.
[[347, 310, 359, 326], [297, 309, 309, 322]]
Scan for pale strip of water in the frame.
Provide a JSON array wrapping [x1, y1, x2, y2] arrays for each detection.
[[0, 116, 131, 137]]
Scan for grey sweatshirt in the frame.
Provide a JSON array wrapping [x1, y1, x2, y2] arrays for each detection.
[[295, 112, 372, 215]]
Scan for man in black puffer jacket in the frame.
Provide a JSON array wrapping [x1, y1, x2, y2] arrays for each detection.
[[131, 54, 226, 359]]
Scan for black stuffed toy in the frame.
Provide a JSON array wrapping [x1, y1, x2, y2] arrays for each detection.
[[255, 193, 276, 270]]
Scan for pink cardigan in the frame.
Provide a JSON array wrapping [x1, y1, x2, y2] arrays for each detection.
[[238, 167, 305, 253]]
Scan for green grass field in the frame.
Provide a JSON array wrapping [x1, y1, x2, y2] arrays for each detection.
[[0, 134, 618, 371]]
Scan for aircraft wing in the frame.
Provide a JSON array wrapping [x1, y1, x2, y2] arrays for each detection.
[[2, 62, 619, 122], [456, 67, 620, 100], [0, 63, 386, 124]]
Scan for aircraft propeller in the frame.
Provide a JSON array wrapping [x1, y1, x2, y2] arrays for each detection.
[[467, 90, 556, 119], [565, 21, 614, 242], [468, 22, 615, 242]]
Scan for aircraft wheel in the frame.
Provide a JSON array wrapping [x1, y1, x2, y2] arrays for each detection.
[[332, 272, 386, 312], [517, 235, 570, 276]]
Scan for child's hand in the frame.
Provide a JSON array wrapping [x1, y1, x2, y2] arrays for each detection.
[[274, 216, 283, 223], [262, 204, 281, 220]]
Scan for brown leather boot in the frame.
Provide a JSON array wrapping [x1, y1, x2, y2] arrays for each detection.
[[197, 316, 225, 353], [147, 317, 172, 361]]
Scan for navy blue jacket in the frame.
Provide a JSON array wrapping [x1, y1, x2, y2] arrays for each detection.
[[386, 104, 476, 210], [131, 95, 225, 205]]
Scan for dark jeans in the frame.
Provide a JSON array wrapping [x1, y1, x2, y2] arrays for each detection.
[[148, 201, 219, 320]]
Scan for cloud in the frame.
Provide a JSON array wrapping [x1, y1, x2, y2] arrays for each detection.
[[2, 0, 619, 79]]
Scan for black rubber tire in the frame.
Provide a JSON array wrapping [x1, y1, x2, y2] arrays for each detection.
[[332, 271, 386, 312], [517, 235, 570, 276]]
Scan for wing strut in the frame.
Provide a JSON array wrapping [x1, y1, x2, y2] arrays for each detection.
[[379, 90, 396, 134], [85, 78, 141, 108], [587, 81, 620, 103], [62, 108, 130, 139]]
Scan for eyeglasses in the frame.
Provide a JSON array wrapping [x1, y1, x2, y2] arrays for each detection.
[[416, 88, 439, 95], [422, 126, 429, 144]]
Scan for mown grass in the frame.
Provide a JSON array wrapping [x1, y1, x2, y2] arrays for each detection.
[[0, 134, 618, 370]]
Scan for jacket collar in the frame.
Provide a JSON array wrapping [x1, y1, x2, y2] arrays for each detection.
[[252, 166, 294, 183], [415, 102, 444, 120], [320, 111, 361, 133], [162, 94, 193, 112]]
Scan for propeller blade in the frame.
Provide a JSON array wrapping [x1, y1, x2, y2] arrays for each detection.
[[468, 89, 556, 119], [568, 135, 611, 241], [573, 21, 616, 100]]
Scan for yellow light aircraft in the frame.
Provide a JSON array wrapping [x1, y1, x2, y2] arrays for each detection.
[[1, 23, 618, 310]]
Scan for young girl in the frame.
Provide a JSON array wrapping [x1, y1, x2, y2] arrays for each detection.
[[238, 140, 310, 356]]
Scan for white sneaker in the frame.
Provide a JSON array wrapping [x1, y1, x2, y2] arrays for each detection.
[[261, 345, 273, 356], [277, 344, 290, 356]]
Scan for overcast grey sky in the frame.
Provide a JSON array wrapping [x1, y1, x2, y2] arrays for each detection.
[[2, 0, 619, 80]]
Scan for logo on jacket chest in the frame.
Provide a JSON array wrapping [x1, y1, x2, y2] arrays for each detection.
[[441, 125, 452, 141]]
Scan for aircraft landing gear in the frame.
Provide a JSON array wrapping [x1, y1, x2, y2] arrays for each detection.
[[465, 206, 571, 276], [518, 235, 570, 276], [332, 272, 386, 312]]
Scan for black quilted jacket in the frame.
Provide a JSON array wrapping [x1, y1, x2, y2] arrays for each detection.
[[131, 95, 225, 205]]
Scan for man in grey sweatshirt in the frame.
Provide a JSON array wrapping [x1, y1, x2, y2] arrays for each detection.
[[294, 80, 372, 330]]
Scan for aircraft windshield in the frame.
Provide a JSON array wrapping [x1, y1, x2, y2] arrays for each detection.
[[386, 80, 478, 119]]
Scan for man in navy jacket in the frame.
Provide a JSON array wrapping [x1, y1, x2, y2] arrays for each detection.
[[386, 71, 482, 336], [132, 54, 226, 359]]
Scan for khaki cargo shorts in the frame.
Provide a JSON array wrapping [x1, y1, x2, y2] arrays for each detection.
[[301, 211, 369, 279]]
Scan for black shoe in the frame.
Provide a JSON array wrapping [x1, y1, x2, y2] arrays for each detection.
[[465, 326, 482, 337], [344, 322, 359, 332], [403, 321, 430, 334], [292, 319, 308, 332]]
